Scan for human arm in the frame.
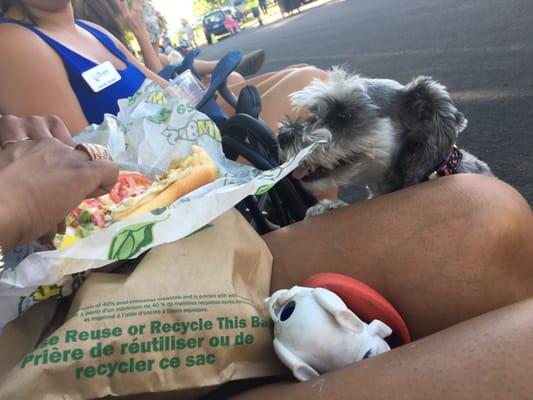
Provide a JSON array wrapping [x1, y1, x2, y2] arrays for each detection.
[[117, 0, 164, 73], [0, 24, 90, 135], [0, 137, 118, 252]]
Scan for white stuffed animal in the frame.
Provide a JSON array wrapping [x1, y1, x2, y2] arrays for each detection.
[[266, 286, 392, 381]]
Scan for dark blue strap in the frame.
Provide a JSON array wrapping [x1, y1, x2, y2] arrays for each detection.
[[157, 49, 201, 81], [197, 50, 243, 130], [158, 49, 243, 130], [197, 50, 243, 109], [180, 49, 202, 79], [158, 64, 179, 81]]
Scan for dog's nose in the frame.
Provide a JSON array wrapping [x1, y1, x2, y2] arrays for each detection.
[[278, 131, 295, 147]]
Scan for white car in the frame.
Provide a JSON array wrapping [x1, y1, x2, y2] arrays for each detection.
[[230, 0, 248, 15]]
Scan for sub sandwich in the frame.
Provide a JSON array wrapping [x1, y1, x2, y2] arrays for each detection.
[[58, 146, 217, 248]]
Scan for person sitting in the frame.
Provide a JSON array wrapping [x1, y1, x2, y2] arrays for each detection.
[[72, 0, 264, 80], [0, 0, 324, 135], [0, 115, 532, 400]]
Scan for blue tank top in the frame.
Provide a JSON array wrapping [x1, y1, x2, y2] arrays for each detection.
[[0, 17, 146, 125]]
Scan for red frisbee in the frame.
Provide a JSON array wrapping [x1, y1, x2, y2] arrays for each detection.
[[303, 273, 411, 346]]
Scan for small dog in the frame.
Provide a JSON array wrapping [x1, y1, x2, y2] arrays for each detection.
[[278, 68, 493, 217]]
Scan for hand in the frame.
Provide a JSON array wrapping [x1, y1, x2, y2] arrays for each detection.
[[0, 138, 118, 251], [118, 0, 148, 36], [0, 114, 74, 148]]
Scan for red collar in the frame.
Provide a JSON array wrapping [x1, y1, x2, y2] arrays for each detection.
[[427, 145, 463, 181]]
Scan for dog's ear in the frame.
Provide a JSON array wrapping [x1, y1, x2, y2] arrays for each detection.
[[312, 288, 365, 333], [454, 110, 468, 133], [402, 76, 443, 122], [401, 76, 466, 141]]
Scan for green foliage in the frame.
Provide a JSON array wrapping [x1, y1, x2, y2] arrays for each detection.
[[192, 0, 225, 18]]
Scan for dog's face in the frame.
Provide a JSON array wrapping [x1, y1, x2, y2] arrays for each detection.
[[278, 68, 467, 193], [278, 68, 399, 192]]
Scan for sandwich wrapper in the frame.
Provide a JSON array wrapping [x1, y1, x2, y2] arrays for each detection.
[[0, 80, 318, 398]]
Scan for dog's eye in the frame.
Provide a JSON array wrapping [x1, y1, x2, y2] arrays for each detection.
[[326, 101, 353, 125], [336, 111, 352, 121], [280, 301, 296, 321]]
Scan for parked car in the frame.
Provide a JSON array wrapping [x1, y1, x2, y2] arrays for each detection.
[[203, 10, 229, 45]]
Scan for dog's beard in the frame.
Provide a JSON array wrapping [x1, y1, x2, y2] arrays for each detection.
[[279, 117, 398, 193]]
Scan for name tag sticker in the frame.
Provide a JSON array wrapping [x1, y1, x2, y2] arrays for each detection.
[[82, 61, 121, 93]]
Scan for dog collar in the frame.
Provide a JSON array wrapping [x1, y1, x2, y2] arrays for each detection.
[[427, 145, 463, 181]]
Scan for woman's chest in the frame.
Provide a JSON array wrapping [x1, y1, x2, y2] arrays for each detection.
[[39, 27, 127, 71]]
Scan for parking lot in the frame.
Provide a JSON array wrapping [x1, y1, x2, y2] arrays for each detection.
[[200, 0, 533, 204]]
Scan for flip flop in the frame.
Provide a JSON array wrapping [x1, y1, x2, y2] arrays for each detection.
[[235, 49, 265, 77]]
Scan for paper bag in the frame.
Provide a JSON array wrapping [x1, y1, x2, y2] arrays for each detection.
[[0, 210, 284, 399]]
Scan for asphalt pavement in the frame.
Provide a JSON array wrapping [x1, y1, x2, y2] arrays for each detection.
[[199, 0, 533, 204]]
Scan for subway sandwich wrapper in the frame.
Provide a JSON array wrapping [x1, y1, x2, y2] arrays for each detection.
[[0, 79, 319, 330], [0, 80, 319, 397]]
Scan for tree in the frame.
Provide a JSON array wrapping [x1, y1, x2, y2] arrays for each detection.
[[192, 0, 226, 18]]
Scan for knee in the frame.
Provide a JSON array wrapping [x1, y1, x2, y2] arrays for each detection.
[[443, 174, 529, 218], [441, 174, 532, 256], [288, 66, 329, 85]]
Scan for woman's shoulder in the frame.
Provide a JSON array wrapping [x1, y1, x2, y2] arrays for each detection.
[[0, 23, 66, 82], [0, 22, 55, 57], [0, 22, 38, 43]]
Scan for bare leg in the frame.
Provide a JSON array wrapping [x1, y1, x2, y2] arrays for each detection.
[[229, 298, 533, 400], [201, 72, 246, 89], [207, 175, 533, 400], [193, 59, 218, 75], [264, 174, 533, 338], [219, 66, 328, 130], [228, 71, 287, 93]]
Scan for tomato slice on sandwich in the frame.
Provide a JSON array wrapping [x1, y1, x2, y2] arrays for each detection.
[[109, 172, 153, 204]]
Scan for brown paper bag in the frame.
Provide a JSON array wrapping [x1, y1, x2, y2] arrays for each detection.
[[0, 210, 284, 399]]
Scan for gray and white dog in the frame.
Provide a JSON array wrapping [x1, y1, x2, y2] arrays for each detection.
[[278, 68, 493, 217]]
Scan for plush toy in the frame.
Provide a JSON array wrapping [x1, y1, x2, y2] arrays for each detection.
[[266, 273, 410, 381]]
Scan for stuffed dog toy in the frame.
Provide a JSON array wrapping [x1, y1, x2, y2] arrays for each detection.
[[266, 286, 392, 381]]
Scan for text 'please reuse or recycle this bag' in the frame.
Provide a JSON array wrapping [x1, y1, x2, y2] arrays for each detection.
[[0, 210, 286, 399]]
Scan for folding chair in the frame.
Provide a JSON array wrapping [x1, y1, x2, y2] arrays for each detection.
[[159, 49, 316, 233]]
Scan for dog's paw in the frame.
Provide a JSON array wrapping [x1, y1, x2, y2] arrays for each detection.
[[305, 199, 349, 219]]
